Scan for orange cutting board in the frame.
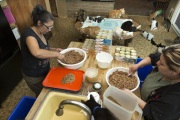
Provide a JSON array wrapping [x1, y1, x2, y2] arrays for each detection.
[[43, 67, 84, 92]]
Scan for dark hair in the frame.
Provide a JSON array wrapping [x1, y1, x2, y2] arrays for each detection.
[[31, 5, 54, 26]]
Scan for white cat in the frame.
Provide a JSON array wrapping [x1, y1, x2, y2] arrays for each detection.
[[113, 27, 133, 39], [113, 27, 123, 39], [150, 18, 158, 30], [142, 31, 154, 41]]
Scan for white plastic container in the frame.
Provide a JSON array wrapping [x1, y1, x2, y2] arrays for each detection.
[[103, 86, 142, 120], [85, 67, 98, 83], [57, 48, 87, 69], [96, 51, 113, 69], [105, 67, 140, 92]]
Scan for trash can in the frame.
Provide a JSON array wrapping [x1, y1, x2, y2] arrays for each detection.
[[8, 96, 36, 120]]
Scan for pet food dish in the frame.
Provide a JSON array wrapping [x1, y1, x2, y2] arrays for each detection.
[[58, 48, 87, 69], [106, 67, 140, 91]]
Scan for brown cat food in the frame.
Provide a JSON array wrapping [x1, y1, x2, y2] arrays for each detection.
[[61, 73, 75, 84], [62, 50, 84, 64], [107, 96, 121, 106], [108, 70, 137, 90]]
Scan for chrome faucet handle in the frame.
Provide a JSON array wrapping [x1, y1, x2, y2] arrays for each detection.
[[56, 99, 92, 120]]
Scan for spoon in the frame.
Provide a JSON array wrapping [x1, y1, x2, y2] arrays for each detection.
[[128, 74, 132, 77]]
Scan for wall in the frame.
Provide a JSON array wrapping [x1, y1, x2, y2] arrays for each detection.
[[6, 0, 47, 34], [57, 0, 114, 17]]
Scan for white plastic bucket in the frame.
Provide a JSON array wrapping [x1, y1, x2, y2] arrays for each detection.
[[103, 86, 142, 120], [96, 51, 113, 69]]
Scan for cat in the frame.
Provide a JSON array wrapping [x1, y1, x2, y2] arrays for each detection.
[[163, 17, 171, 32], [109, 8, 125, 19], [79, 26, 100, 38], [75, 9, 87, 22], [113, 27, 124, 39], [150, 18, 158, 30], [148, 10, 162, 21], [81, 94, 117, 120], [157, 43, 166, 53], [89, 16, 105, 23], [142, 31, 154, 41], [142, 31, 166, 53], [121, 21, 142, 32], [151, 41, 166, 53], [121, 21, 137, 32]]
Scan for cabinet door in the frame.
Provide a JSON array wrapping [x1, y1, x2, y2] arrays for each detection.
[[6, 0, 46, 34]]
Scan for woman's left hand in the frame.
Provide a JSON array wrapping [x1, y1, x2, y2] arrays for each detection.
[[55, 48, 63, 52]]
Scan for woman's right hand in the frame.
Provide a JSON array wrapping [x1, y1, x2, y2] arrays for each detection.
[[129, 64, 139, 75], [57, 54, 64, 60]]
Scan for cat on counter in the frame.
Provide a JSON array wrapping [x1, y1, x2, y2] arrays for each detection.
[[75, 9, 87, 22], [109, 8, 125, 19], [89, 16, 105, 23], [113, 21, 142, 40], [79, 26, 100, 38], [81, 95, 117, 120]]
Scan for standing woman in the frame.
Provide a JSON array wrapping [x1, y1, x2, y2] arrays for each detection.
[[20, 5, 64, 97]]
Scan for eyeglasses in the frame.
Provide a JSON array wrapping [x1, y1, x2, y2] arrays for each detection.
[[41, 22, 53, 31]]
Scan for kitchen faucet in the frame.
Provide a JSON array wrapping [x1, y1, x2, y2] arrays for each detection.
[[56, 100, 92, 120]]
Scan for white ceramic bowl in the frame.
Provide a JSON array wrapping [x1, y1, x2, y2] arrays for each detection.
[[96, 52, 113, 69], [106, 67, 140, 91], [58, 48, 87, 69]]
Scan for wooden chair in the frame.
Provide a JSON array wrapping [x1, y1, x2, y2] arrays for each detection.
[[153, 0, 170, 15]]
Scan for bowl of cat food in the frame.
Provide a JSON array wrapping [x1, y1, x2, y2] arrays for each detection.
[[105, 67, 140, 92], [58, 48, 87, 69]]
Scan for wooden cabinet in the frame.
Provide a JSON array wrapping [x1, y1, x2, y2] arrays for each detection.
[[6, 0, 46, 34]]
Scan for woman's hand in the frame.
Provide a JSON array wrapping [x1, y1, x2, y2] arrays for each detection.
[[57, 53, 64, 60], [50, 47, 63, 52], [56, 48, 63, 52], [129, 64, 139, 75], [122, 88, 146, 109]]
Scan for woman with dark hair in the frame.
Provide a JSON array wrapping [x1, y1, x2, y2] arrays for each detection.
[[20, 5, 64, 97], [124, 44, 180, 120]]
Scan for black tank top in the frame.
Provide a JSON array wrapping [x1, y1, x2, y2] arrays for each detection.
[[20, 28, 50, 77]]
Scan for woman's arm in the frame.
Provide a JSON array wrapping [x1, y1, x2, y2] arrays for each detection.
[[129, 57, 151, 75], [26, 36, 64, 60], [122, 89, 146, 109], [49, 47, 63, 52]]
